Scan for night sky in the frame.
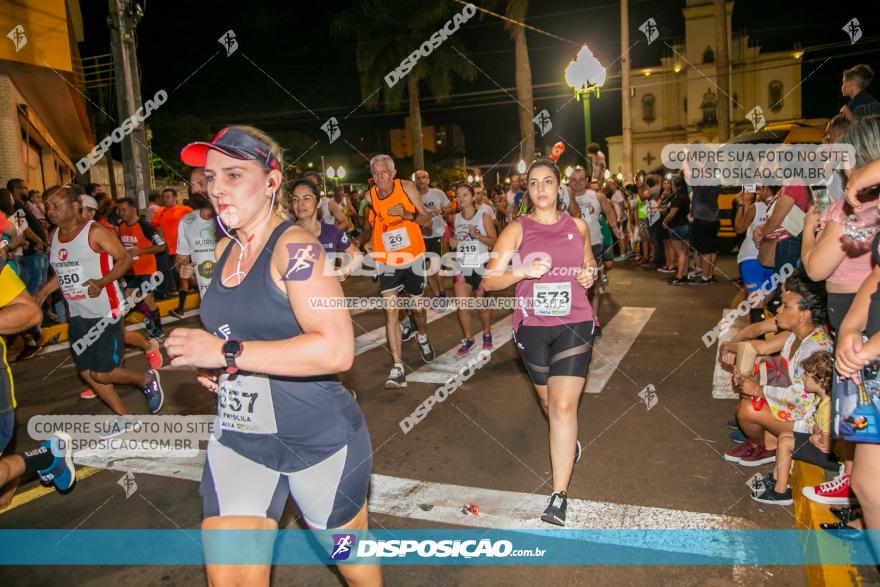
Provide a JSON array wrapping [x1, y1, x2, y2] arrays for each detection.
[[78, 1, 879, 178]]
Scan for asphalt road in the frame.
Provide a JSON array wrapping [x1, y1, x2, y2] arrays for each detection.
[[0, 257, 844, 586]]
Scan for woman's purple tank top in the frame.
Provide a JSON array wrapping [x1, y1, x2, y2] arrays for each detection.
[[513, 214, 594, 330]]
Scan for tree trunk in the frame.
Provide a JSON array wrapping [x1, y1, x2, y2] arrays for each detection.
[[407, 75, 424, 171], [513, 25, 535, 163], [714, 0, 730, 141]]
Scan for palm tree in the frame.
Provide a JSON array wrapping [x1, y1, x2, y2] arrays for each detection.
[[332, 0, 475, 172]]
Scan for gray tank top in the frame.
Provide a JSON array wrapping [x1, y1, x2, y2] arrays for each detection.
[[200, 221, 365, 472]]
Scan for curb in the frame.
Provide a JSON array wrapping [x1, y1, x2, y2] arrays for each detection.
[[791, 461, 862, 587], [39, 292, 201, 346]]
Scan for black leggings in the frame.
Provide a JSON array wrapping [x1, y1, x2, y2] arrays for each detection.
[[513, 321, 595, 385]]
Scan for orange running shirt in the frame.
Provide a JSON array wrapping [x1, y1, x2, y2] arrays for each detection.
[[152, 204, 193, 255], [369, 179, 425, 266], [119, 219, 162, 275]]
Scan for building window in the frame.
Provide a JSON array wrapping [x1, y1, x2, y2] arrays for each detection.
[[642, 93, 656, 124], [768, 80, 783, 112], [699, 89, 717, 128], [702, 46, 715, 64]]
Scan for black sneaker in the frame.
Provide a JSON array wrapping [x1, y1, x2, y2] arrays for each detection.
[[820, 521, 863, 541], [757, 471, 776, 490], [541, 491, 568, 526], [16, 343, 41, 361], [143, 369, 165, 414], [401, 321, 416, 342], [750, 485, 792, 505], [385, 365, 407, 389], [417, 337, 435, 363], [830, 505, 862, 523], [689, 277, 710, 285], [169, 309, 185, 319], [668, 277, 688, 285], [574, 440, 582, 464]]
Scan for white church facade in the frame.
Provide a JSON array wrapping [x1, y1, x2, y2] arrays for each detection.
[[607, 0, 808, 175]]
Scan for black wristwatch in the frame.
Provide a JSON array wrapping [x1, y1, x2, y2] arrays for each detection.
[[222, 339, 243, 375]]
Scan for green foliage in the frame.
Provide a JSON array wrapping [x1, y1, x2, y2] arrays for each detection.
[[331, 0, 475, 111], [147, 111, 211, 182]]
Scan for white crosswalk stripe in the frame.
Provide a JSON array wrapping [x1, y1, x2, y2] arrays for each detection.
[[407, 319, 513, 384], [353, 307, 454, 356], [71, 449, 747, 532], [583, 307, 655, 394]]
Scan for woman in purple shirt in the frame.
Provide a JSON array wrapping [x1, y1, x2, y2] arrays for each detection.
[[483, 158, 597, 526], [289, 179, 361, 281]]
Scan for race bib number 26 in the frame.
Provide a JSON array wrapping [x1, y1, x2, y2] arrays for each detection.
[[382, 227, 410, 252]]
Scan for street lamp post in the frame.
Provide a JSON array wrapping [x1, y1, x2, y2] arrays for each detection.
[[565, 45, 606, 156], [325, 165, 345, 187]]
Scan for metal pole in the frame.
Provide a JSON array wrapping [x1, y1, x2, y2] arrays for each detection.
[[320, 155, 327, 195], [109, 0, 150, 209], [582, 95, 592, 150], [621, 0, 633, 180]]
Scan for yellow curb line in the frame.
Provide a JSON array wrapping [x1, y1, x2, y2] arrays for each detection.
[[792, 461, 862, 586], [1, 466, 101, 515], [728, 288, 861, 585]]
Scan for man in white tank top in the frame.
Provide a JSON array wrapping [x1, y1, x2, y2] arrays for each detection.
[[36, 185, 166, 423], [570, 166, 619, 322]]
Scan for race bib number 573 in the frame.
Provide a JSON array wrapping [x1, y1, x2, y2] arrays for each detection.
[[533, 282, 572, 317]]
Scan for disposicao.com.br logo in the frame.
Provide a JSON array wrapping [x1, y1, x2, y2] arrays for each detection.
[[329, 536, 537, 560]]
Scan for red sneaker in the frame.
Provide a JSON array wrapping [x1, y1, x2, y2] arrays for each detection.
[[802, 473, 856, 505], [738, 446, 776, 467], [724, 440, 757, 462], [145, 340, 163, 370], [80, 388, 97, 399]]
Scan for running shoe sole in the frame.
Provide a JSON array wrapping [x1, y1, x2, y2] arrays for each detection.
[[737, 455, 776, 467], [751, 493, 792, 506], [54, 432, 76, 493], [385, 379, 407, 389], [801, 486, 857, 505], [575, 440, 582, 464], [80, 390, 97, 399]]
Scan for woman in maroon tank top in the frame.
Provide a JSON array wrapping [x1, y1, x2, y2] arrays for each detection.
[[483, 158, 598, 526]]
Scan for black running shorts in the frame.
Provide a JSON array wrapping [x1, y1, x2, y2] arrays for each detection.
[[513, 321, 595, 386]]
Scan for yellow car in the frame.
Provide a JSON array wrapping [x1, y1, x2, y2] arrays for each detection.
[[716, 119, 827, 252]]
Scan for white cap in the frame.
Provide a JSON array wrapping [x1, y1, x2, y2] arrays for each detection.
[[80, 195, 98, 210]]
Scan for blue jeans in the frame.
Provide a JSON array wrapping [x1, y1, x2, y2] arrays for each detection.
[[774, 236, 802, 276], [648, 220, 666, 266], [19, 253, 48, 294]]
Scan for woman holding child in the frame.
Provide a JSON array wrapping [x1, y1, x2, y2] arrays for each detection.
[[724, 270, 834, 467]]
